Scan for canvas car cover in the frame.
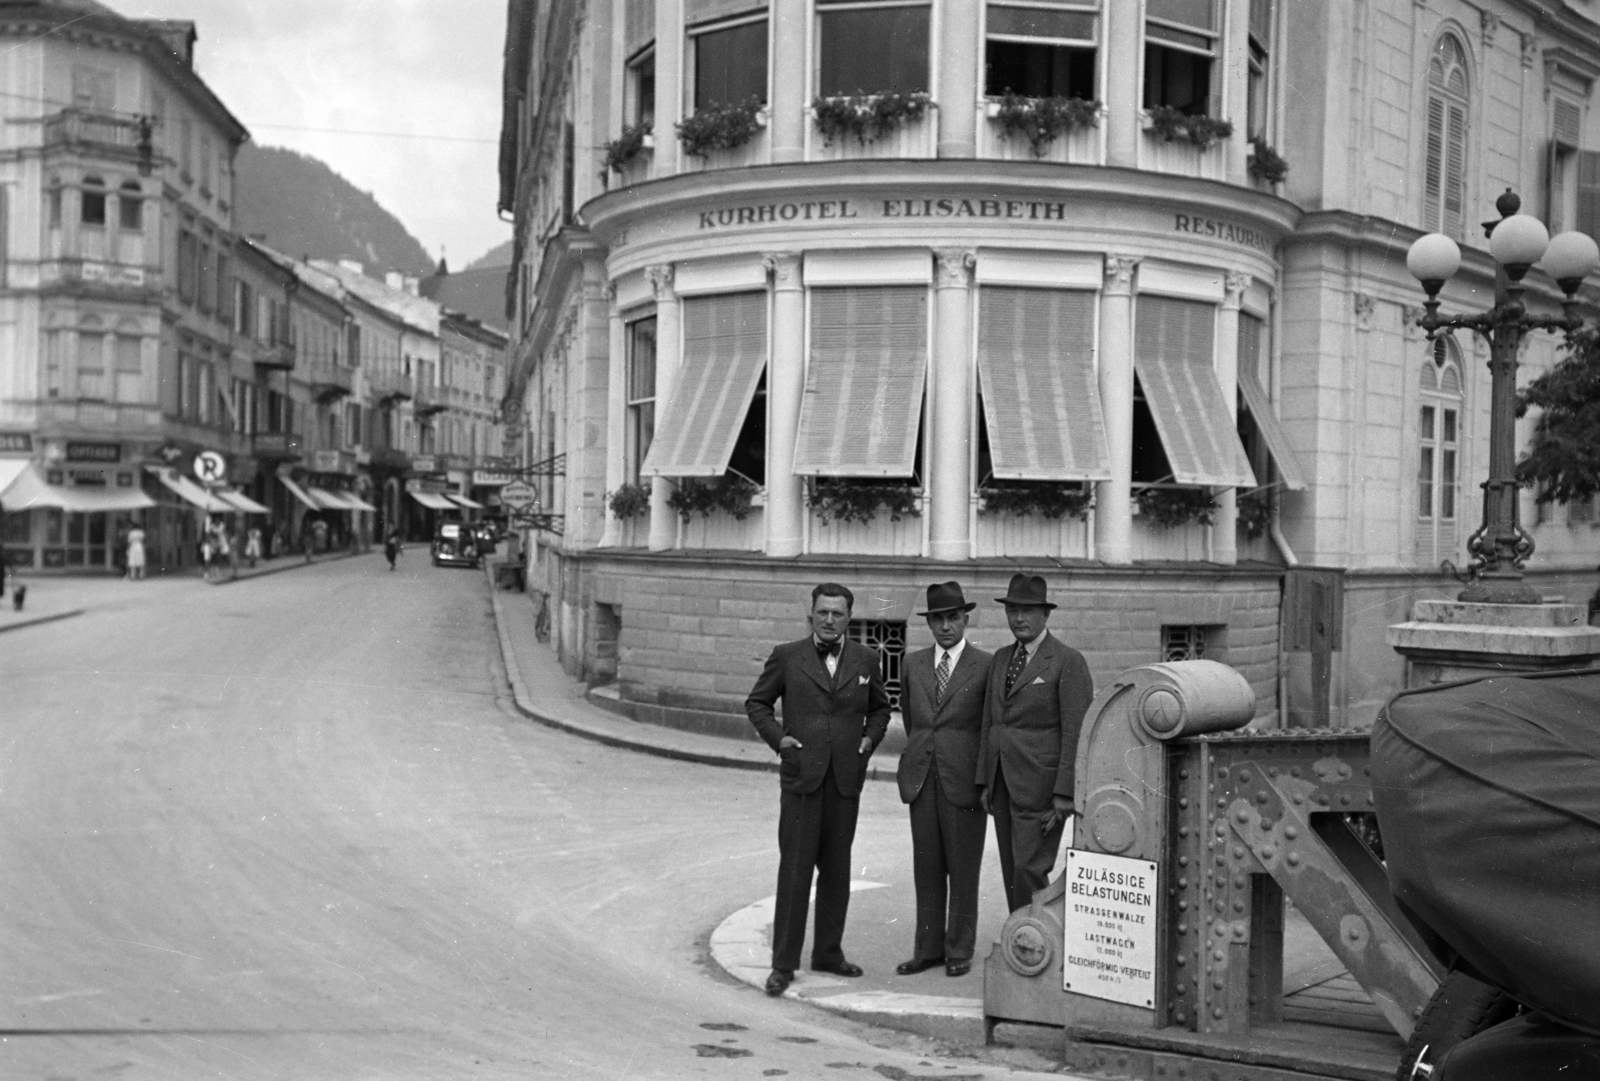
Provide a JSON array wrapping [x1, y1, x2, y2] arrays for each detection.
[[1371, 669, 1600, 1036]]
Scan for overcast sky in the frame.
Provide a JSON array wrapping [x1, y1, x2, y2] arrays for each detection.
[[126, 0, 512, 268]]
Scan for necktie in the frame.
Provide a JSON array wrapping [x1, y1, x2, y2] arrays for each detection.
[[1005, 642, 1029, 694], [934, 651, 951, 705]]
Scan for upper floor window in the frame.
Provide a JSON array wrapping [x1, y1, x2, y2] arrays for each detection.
[[1425, 34, 1470, 239], [627, 47, 657, 130], [1246, 0, 1272, 139], [118, 181, 142, 230], [1143, 0, 1216, 116], [984, 3, 1098, 100], [200, 134, 213, 193], [177, 230, 197, 304], [80, 175, 107, 226], [625, 315, 658, 484], [817, 0, 930, 97], [1548, 96, 1583, 234], [180, 118, 193, 177], [46, 174, 61, 229], [691, 14, 768, 110]]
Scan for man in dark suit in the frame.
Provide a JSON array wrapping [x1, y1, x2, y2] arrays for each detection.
[[746, 582, 892, 997], [895, 582, 991, 978], [976, 573, 1095, 912]]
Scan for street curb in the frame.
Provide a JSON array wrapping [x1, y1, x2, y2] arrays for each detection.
[[708, 884, 987, 1043], [0, 608, 86, 635], [208, 548, 369, 586], [485, 567, 900, 783]]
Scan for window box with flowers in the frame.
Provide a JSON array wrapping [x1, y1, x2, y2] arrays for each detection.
[[1132, 485, 1217, 529], [807, 477, 921, 525], [665, 474, 760, 521], [978, 481, 1093, 520], [987, 93, 1102, 159], [1247, 139, 1289, 185], [1144, 104, 1234, 150], [608, 482, 651, 520], [602, 124, 654, 173], [810, 91, 934, 148], [1237, 488, 1272, 539], [677, 98, 766, 159]]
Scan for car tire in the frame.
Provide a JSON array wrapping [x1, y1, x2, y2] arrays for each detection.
[[1397, 970, 1520, 1081]]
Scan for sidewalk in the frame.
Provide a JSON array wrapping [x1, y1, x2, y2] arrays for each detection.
[[207, 546, 368, 586]]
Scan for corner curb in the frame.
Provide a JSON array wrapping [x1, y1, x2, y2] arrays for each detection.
[[0, 608, 86, 635]]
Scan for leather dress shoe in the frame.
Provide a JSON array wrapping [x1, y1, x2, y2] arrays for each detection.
[[765, 969, 794, 996], [945, 961, 972, 977], [810, 959, 864, 978], [895, 956, 945, 976]]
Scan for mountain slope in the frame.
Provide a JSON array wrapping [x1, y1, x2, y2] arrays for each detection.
[[233, 145, 434, 277]]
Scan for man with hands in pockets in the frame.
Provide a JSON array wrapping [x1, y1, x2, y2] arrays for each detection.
[[746, 583, 892, 997]]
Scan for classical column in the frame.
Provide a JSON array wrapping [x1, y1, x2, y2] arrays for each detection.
[[763, 252, 805, 556], [1212, 271, 1250, 565], [1096, 255, 1139, 564], [1224, 0, 1250, 184], [599, 283, 626, 547], [1104, 0, 1142, 168], [646, 264, 680, 551], [769, 5, 807, 163], [654, 0, 684, 177], [929, 248, 975, 561], [937, 0, 981, 158]]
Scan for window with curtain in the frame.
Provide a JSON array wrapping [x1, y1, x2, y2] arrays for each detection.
[[1416, 338, 1463, 567], [1424, 34, 1469, 239], [817, 1, 931, 97], [1143, 0, 1216, 115], [984, 2, 1098, 100], [692, 14, 768, 110], [626, 316, 658, 483], [1246, 0, 1272, 139]]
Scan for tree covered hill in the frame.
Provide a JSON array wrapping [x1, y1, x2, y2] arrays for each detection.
[[233, 145, 434, 277]]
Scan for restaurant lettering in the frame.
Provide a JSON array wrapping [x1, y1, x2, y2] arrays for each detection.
[[1173, 212, 1273, 253]]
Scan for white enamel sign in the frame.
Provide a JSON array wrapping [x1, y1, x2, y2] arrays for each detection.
[[1063, 849, 1158, 1009]]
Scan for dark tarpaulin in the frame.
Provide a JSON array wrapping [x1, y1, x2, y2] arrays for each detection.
[[1372, 669, 1600, 1036]]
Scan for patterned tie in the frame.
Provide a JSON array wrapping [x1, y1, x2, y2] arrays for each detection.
[[1005, 642, 1029, 695], [934, 651, 951, 705]]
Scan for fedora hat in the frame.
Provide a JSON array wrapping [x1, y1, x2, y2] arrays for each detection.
[[994, 573, 1056, 610], [916, 581, 976, 616]]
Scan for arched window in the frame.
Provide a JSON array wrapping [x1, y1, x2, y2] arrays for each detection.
[[118, 180, 142, 231], [1417, 336, 1465, 568], [80, 174, 107, 227], [1425, 35, 1469, 238]]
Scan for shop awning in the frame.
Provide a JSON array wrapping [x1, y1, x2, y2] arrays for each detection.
[[792, 286, 928, 476], [1237, 363, 1308, 492], [977, 287, 1113, 482], [410, 491, 457, 511], [342, 493, 377, 513], [642, 292, 767, 477], [1134, 296, 1257, 488], [278, 474, 321, 511], [221, 490, 272, 514], [3, 463, 155, 512], [147, 466, 237, 512], [306, 487, 349, 511], [0, 459, 30, 502], [446, 493, 484, 509]]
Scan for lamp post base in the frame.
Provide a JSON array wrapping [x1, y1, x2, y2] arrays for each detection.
[[1457, 574, 1544, 605], [1388, 599, 1600, 688]]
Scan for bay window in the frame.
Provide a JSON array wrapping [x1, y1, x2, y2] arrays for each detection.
[[817, 1, 930, 97], [626, 316, 658, 483], [1143, 0, 1216, 115], [691, 13, 768, 109], [984, 3, 1097, 100]]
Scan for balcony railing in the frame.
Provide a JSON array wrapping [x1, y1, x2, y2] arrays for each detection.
[[253, 431, 302, 460], [369, 369, 413, 403], [413, 380, 445, 415], [304, 361, 353, 402], [252, 341, 296, 371], [42, 108, 145, 157]]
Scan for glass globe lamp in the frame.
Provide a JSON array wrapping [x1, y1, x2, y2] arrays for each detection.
[[1541, 231, 1600, 294], [1487, 214, 1549, 278], [1406, 233, 1462, 296]]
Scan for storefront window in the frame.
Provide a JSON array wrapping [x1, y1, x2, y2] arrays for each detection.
[[1143, 0, 1216, 116], [984, 3, 1097, 100], [693, 17, 767, 109], [626, 316, 657, 483], [817, 1, 930, 97]]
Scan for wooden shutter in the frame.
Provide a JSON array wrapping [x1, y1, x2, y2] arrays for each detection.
[[976, 287, 1111, 481], [1444, 103, 1466, 238], [1133, 296, 1256, 488], [1425, 97, 1445, 233], [1236, 314, 1307, 491], [685, 0, 765, 27], [792, 286, 927, 476], [1578, 151, 1600, 242], [642, 292, 767, 477], [625, 0, 656, 56]]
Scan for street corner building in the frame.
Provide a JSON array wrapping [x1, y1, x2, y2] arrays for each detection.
[[0, 2, 510, 578], [498, 0, 1600, 734]]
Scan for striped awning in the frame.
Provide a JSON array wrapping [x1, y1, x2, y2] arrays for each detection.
[[410, 491, 456, 511], [1134, 296, 1257, 488], [1237, 313, 1307, 491], [220, 490, 271, 514], [977, 286, 1112, 481], [147, 466, 236, 512], [5, 463, 154, 512], [446, 493, 484, 510], [277, 474, 321, 511], [642, 291, 767, 478]]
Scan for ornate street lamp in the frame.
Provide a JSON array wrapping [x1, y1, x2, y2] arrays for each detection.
[[1406, 190, 1600, 604]]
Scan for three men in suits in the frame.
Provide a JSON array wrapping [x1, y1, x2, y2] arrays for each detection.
[[894, 582, 992, 978], [746, 582, 892, 997], [976, 573, 1095, 912]]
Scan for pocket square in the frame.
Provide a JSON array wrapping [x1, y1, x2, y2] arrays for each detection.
[[1031, 676, 1046, 685], [858, 674, 869, 685]]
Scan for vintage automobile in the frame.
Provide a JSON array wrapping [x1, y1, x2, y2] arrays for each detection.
[[431, 521, 480, 569]]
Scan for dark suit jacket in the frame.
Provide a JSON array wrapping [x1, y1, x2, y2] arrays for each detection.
[[897, 642, 991, 809], [746, 638, 893, 797], [975, 633, 1094, 813]]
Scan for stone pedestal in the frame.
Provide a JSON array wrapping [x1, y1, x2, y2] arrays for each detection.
[[1387, 600, 1600, 688]]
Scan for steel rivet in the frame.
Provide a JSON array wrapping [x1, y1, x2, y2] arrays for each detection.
[[1179, 797, 1190, 809], [1239, 769, 1252, 782], [1287, 852, 1301, 867], [1178, 855, 1189, 867], [1179, 769, 1190, 779], [1284, 826, 1298, 840]]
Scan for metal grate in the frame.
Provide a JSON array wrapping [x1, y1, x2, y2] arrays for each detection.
[[848, 618, 906, 710], [1162, 625, 1208, 663]]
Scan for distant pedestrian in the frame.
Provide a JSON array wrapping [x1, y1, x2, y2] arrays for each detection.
[[245, 526, 262, 568], [199, 534, 216, 581], [311, 518, 328, 556], [384, 529, 401, 572], [745, 582, 891, 997], [114, 524, 129, 578], [11, 582, 24, 611], [126, 526, 146, 581]]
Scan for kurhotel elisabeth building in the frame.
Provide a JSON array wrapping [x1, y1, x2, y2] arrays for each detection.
[[498, 0, 1600, 732]]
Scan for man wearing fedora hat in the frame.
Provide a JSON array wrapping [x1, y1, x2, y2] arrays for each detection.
[[976, 573, 1095, 912], [893, 582, 992, 978]]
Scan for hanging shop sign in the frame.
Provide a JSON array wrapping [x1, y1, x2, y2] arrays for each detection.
[[499, 481, 538, 510], [472, 470, 516, 486], [66, 441, 122, 463], [1062, 849, 1158, 1009], [0, 432, 33, 454]]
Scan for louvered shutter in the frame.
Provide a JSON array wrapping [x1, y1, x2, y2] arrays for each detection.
[[1236, 313, 1307, 491], [642, 292, 768, 477], [1444, 103, 1466, 238], [976, 287, 1111, 481], [1425, 97, 1445, 233], [685, 0, 765, 26], [1133, 296, 1257, 488], [625, 0, 656, 56], [1579, 151, 1600, 242], [792, 286, 927, 476]]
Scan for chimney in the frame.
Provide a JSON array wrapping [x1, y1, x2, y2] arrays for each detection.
[[385, 271, 404, 290], [403, 276, 419, 295], [338, 259, 365, 276]]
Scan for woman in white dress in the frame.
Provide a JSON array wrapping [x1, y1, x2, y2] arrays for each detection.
[[126, 526, 146, 580]]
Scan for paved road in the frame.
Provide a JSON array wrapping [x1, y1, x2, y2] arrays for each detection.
[[0, 557, 1062, 1080]]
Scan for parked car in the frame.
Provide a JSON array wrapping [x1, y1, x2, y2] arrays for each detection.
[[431, 522, 480, 569]]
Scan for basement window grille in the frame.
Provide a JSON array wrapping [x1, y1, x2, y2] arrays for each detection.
[[1162, 624, 1208, 663]]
